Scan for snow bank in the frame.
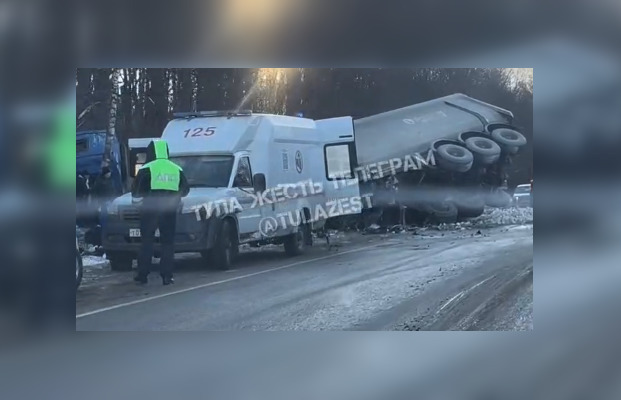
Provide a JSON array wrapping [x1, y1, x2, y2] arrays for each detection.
[[82, 255, 109, 267], [437, 207, 533, 231]]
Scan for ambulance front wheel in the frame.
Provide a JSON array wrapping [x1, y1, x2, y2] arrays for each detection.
[[211, 219, 238, 270], [108, 252, 134, 271], [284, 220, 311, 256]]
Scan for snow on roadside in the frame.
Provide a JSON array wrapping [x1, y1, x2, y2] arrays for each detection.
[[239, 243, 280, 253], [437, 207, 533, 231], [82, 255, 109, 268]]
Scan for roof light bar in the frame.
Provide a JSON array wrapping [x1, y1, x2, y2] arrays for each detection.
[[173, 110, 252, 119]]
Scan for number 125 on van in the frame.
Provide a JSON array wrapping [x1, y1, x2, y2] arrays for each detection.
[[183, 127, 216, 138]]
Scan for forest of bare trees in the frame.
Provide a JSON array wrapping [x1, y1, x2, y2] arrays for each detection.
[[76, 68, 533, 185]]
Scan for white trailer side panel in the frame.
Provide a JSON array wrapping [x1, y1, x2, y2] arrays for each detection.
[[353, 93, 513, 170]]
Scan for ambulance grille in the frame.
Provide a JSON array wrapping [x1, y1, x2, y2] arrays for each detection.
[[120, 206, 140, 221]]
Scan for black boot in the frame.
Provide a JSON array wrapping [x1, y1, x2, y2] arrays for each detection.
[[162, 275, 174, 286]]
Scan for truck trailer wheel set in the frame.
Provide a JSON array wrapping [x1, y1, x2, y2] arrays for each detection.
[[398, 123, 526, 223]]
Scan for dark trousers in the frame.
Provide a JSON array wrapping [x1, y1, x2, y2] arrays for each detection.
[[137, 206, 177, 279]]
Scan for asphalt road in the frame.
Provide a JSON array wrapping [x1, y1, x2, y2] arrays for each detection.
[[76, 225, 533, 331]]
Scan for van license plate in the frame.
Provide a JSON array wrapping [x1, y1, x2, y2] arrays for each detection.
[[129, 229, 160, 238]]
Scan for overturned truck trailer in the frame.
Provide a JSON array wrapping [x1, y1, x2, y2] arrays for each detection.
[[351, 93, 527, 222]]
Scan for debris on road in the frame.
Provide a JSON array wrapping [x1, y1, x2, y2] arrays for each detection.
[[437, 206, 533, 231]]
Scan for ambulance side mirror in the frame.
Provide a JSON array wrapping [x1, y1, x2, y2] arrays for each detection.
[[253, 173, 266, 193]]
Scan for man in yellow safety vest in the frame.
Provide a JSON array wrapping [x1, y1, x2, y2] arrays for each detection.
[[131, 139, 189, 285]]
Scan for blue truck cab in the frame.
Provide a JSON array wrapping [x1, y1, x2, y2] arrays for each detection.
[[76, 130, 129, 234], [76, 130, 126, 195]]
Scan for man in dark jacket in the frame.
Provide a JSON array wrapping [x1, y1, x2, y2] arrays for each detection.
[[92, 166, 121, 216], [92, 167, 118, 200], [131, 139, 189, 285]]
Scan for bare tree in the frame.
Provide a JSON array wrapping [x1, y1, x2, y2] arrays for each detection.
[[103, 68, 121, 167], [76, 101, 101, 129]]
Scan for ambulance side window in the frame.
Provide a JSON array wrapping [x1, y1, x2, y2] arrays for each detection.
[[324, 144, 354, 180], [234, 157, 253, 188]]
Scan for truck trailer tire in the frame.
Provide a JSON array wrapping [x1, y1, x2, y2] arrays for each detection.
[[490, 128, 527, 154], [464, 137, 501, 165], [108, 252, 134, 271], [423, 201, 458, 224], [284, 218, 311, 256], [485, 189, 513, 208], [455, 194, 486, 219], [435, 144, 474, 173], [212, 219, 238, 271]]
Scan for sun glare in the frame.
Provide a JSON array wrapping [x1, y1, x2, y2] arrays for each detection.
[[259, 68, 286, 82]]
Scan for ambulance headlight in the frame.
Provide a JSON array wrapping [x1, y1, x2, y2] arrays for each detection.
[[107, 203, 119, 215]]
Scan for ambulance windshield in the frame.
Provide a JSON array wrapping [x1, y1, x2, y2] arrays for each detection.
[[169, 155, 234, 188]]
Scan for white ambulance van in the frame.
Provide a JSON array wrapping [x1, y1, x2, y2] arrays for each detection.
[[102, 111, 361, 271]]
